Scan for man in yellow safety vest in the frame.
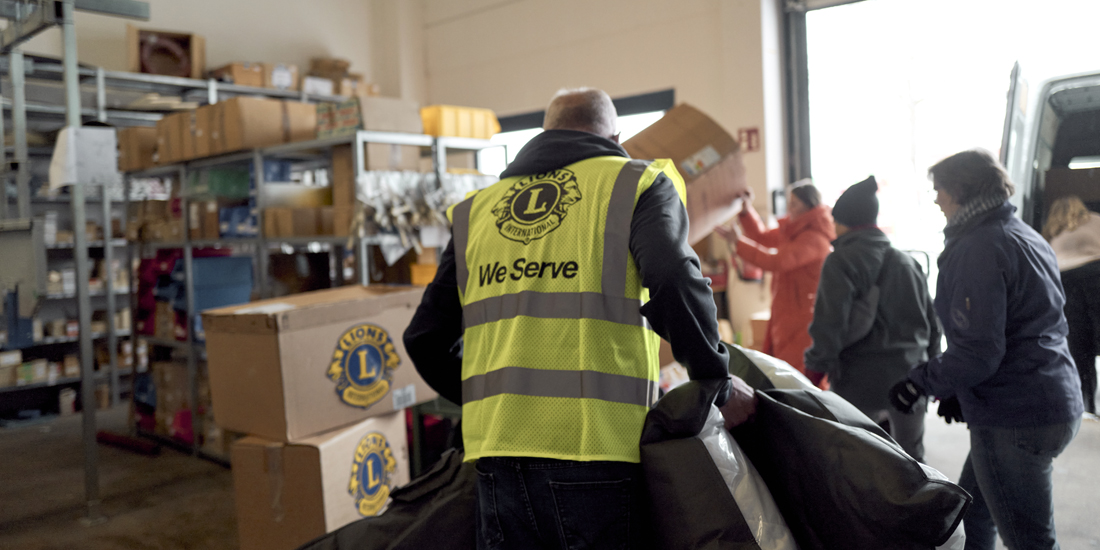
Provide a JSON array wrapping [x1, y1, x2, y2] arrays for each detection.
[[404, 87, 756, 549]]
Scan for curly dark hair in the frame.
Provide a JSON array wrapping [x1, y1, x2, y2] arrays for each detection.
[[927, 149, 1015, 204]]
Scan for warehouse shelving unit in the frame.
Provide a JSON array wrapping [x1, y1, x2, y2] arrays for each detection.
[[122, 128, 499, 463]]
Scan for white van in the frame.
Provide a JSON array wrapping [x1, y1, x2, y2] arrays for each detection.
[[1002, 62, 1100, 228]]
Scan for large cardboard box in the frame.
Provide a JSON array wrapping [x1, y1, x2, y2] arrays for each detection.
[[317, 96, 422, 139], [127, 24, 205, 79], [231, 411, 409, 550], [421, 105, 501, 139], [623, 104, 749, 245], [117, 127, 158, 172], [210, 62, 264, 87], [263, 63, 300, 91], [203, 286, 434, 441], [221, 97, 287, 152]]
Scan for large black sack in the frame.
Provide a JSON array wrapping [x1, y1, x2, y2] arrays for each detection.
[[731, 389, 971, 550], [640, 380, 764, 550], [296, 447, 476, 550]]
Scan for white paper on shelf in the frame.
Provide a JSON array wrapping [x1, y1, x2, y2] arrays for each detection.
[[48, 127, 121, 190]]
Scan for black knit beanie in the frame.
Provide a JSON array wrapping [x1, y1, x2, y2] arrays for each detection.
[[832, 176, 879, 228]]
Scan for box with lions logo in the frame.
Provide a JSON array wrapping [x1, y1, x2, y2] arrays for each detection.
[[231, 410, 409, 550], [202, 285, 434, 441]]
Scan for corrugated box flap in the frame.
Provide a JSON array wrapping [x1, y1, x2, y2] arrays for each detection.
[[203, 285, 425, 334], [622, 104, 740, 182]]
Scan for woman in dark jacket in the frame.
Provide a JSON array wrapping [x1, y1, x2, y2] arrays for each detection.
[[891, 149, 1082, 550]]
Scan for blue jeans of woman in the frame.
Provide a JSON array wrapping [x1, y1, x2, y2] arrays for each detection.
[[960, 418, 1080, 550], [475, 456, 652, 550]]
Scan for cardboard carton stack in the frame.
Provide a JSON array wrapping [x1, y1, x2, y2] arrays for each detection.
[[156, 97, 316, 165], [210, 62, 300, 91], [622, 103, 749, 246], [202, 286, 438, 550]]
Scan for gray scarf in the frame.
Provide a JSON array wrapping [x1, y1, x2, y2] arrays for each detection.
[[947, 190, 1009, 229]]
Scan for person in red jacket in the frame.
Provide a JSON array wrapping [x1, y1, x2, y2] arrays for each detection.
[[716, 181, 835, 384]]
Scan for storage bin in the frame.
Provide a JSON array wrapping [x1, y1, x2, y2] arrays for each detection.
[[420, 105, 500, 139]]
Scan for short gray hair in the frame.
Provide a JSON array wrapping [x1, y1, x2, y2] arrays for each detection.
[[543, 88, 617, 138]]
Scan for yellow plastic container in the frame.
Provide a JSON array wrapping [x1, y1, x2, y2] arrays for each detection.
[[420, 105, 501, 139]]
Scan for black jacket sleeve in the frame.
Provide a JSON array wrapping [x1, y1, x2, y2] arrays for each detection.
[[631, 174, 732, 405], [403, 238, 464, 406]]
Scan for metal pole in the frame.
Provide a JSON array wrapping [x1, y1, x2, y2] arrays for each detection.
[[180, 166, 200, 456], [11, 48, 29, 219], [206, 78, 217, 105], [95, 67, 107, 123], [123, 174, 136, 411], [62, 0, 104, 526], [103, 186, 118, 404], [252, 149, 268, 296], [0, 72, 7, 222], [354, 132, 368, 286]]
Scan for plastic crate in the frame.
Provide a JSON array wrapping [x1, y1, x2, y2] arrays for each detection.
[[420, 105, 501, 139]]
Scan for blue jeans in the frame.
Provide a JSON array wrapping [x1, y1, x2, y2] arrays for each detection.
[[960, 419, 1080, 550], [474, 457, 651, 550]]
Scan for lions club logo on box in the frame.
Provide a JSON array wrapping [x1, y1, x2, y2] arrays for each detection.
[[349, 432, 396, 516], [492, 168, 582, 244], [328, 323, 400, 409]]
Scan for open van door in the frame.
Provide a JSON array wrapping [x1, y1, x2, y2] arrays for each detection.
[[1000, 62, 1033, 219]]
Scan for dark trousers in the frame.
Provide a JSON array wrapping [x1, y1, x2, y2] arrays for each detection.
[[960, 419, 1080, 550], [1061, 261, 1100, 414], [474, 457, 652, 550]]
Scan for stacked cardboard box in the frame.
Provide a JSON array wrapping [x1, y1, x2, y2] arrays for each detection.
[[156, 97, 316, 164], [420, 105, 501, 139], [117, 127, 158, 172], [622, 103, 749, 246], [203, 286, 434, 550]]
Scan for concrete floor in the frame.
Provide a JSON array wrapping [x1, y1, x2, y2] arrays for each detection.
[[0, 405, 1097, 549]]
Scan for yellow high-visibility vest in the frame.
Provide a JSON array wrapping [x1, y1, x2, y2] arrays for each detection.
[[448, 156, 687, 463]]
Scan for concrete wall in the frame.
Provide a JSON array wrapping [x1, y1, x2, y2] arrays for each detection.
[[421, 0, 785, 334], [21, 0, 375, 81]]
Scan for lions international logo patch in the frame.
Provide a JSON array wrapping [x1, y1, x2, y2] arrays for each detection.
[[327, 323, 400, 409], [492, 169, 582, 244], [349, 432, 396, 517]]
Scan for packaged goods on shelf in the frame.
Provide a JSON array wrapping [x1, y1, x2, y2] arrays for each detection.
[[210, 62, 264, 87], [316, 96, 422, 139], [622, 103, 749, 246], [117, 127, 158, 172], [63, 354, 79, 377], [59, 388, 77, 415], [262, 63, 299, 91], [231, 410, 409, 550], [264, 184, 333, 208], [420, 105, 501, 139], [220, 97, 313, 153], [263, 207, 294, 238], [0, 350, 22, 368], [301, 76, 334, 96], [17, 359, 48, 385], [203, 285, 435, 441], [127, 24, 206, 79], [308, 57, 351, 81], [152, 359, 211, 441]]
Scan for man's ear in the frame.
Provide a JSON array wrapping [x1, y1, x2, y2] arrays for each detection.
[[611, 132, 621, 144]]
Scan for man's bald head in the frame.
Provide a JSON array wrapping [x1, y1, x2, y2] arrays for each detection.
[[543, 88, 618, 140]]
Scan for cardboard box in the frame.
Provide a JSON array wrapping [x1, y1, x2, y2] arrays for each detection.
[[622, 104, 749, 245], [332, 145, 356, 206], [421, 105, 500, 139], [263, 63, 299, 91], [264, 184, 333, 208], [0, 364, 15, 388], [318, 207, 335, 235], [155, 113, 180, 164], [0, 350, 22, 368], [117, 127, 158, 172], [263, 207, 294, 238], [231, 411, 409, 550], [211, 62, 264, 87], [333, 206, 354, 238], [202, 286, 434, 441], [292, 208, 320, 237], [194, 105, 213, 158], [317, 96, 422, 139], [127, 24, 205, 79], [283, 101, 317, 143], [302, 76, 335, 97], [221, 97, 287, 152]]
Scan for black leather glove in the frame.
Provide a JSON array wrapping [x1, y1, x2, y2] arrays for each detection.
[[937, 397, 965, 424], [889, 379, 925, 414]]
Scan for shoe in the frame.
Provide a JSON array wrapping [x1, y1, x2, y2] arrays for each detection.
[[1084, 412, 1100, 423]]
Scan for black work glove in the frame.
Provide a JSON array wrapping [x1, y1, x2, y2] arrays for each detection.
[[889, 379, 925, 414], [937, 397, 965, 424]]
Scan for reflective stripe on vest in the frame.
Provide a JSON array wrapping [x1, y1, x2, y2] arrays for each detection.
[[463, 366, 657, 408]]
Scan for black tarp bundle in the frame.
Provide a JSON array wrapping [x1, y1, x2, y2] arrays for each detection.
[[296, 447, 477, 550]]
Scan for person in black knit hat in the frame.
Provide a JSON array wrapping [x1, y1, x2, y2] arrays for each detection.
[[805, 176, 941, 462]]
